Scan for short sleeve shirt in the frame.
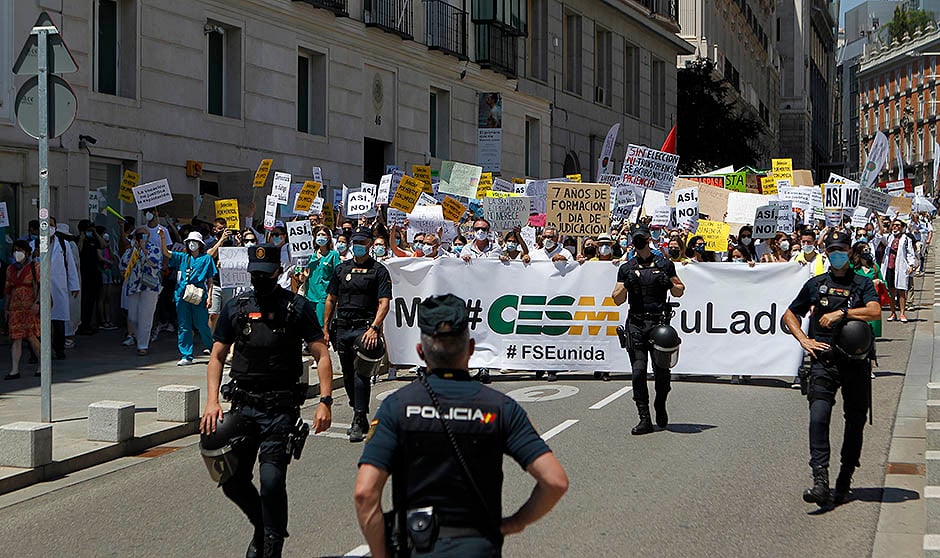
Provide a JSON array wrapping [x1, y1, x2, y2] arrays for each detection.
[[213, 288, 324, 345], [169, 251, 218, 301], [788, 271, 878, 341]]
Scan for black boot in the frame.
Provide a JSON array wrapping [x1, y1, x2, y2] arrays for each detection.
[[349, 412, 367, 443], [246, 530, 264, 558], [833, 466, 855, 505], [802, 467, 832, 507], [263, 535, 284, 558], [653, 395, 668, 428], [631, 404, 654, 435]]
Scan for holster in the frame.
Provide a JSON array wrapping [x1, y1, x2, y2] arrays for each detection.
[[384, 509, 410, 558], [285, 416, 309, 460], [616, 325, 631, 351]]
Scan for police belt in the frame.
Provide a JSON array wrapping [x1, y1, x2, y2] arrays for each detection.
[[223, 381, 305, 410], [331, 317, 371, 329], [438, 526, 486, 539], [628, 310, 667, 322]]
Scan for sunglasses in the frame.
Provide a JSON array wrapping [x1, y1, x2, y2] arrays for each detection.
[[474, 227, 489, 232]]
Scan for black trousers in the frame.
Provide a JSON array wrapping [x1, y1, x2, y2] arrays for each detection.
[[221, 404, 297, 541], [807, 358, 871, 471], [333, 324, 372, 414], [51, 320, 66, 357], [80, 274, 101, 330], [626, 318, 671, 405], [156, 272, 177, 326]]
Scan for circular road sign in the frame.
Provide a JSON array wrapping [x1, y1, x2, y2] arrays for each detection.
[[15, 74, 78, 139]]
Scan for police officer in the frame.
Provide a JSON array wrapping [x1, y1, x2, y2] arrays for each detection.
[[783, 230, 881, 508], [324, 226, 392, 442], [200, 244, 334, 558], [353, 294, 569, 557], [611, 224, 685, 435]]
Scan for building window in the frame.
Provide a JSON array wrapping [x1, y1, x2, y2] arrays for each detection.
[[563, 10, 582, 95], [933, 90, 937, 116], [896, 70, 901, 95], [907, 64, 912, 90], [650, 57, 666, 128], [206, 20, 242, 118], [429, 88, 450, 159], [94, 0, 136, 98], [895, 102, 900, 127], [525, 116, 540, 177], [624, 41, 639, 117], [297, 49, 326, 135], [919, 129, 925, 162], [594, 27, 612, 106], [527, 0, 547, 81]]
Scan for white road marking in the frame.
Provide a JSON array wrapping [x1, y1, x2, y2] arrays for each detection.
[[506, 385, 579, 402], [541, 419, 579, 441], [305, 420, 351, 428], [344, 544, 370, 556], [375, 388, 400, 401], [315, 431, 349, 439], [589, 386, 633, 410]]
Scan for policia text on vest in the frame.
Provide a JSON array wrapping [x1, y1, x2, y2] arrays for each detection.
[[355, 294, 569, 557], [200, 244, 334, 558]]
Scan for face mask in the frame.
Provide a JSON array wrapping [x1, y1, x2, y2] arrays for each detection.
[[244, 241, 257, 248], [272, 235, 283, 244], [694, 245, 705, 254], [651, 229, 662, 241], [733, 257, 745, 263], [316, 235, 329, 246], [13, 251, 26, 263], [802, 244, 815, 254], [250, 272, 278, 296], [335, 242, 347, 253], [138, 233, 149, 243], [828, 250, 849, 269], [145, 212, 154, 222], [373, 246, 386, 258], [85, 230, 93, 238], [103, 233, 110, 242], [632, 236, 649, 250], [542, 239, 556, 250], [474, 229, 488, 241], [423, 244, 436, 254], [619, 239, 629, 248], [452, 245, 463, 254], [598, 244, 612, 256], [351, 244, 368, 257], [505, 242, 519, 252], [779, 240, 790, 252], [739, 236, 752, 246], [187, 241, 200, 252], [668, 248, 681, 259], [583, 247, 597, 258]]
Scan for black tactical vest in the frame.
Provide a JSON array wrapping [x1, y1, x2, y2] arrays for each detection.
[[625, 256, 670, 313], [229, 292, 306, 387], [336, 260, 380, 319], [810, 274, 864, 341]]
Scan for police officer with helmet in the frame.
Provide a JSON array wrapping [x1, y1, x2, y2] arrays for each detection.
[[200, 244, 334, 558], [324, 226, 393, 443], [783, 229, 881, 508], [354, 294, 568, 557], [611, 224, 686, 435]]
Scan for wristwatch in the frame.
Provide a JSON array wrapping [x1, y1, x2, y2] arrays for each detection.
[[319, 396, 333, 406], [369, 324, 382, 332], [840, 307, 849, 319]]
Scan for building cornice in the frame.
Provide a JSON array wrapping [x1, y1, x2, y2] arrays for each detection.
[[601, 0, 695, 54], [858, 21, 940, 76]]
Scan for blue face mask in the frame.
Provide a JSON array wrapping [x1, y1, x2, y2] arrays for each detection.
[[373, 246, 386, 257], [351, 244, 368, 257], [452, 245, 463, 254], [828, 250, 849, 269], [84, 230, 93, 238], [506, 242, 519, 252], [335, 242, 347, 253], [316, 235, 329, 246], [272, 235, 283, 244]]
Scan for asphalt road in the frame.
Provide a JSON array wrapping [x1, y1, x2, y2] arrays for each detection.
[[0, 320, 916, 557]]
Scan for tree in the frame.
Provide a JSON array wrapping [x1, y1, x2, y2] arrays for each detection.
[[676, 58, 765, 174], [881, 6, 932, 43]]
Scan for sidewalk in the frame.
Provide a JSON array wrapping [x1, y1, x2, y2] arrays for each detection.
[[0, 326, 339, 495]]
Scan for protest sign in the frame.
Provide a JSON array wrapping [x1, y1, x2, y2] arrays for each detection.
[[651, 206, 673, 228], [726, 192, 770, 225], [851, 207, 870, 228], [218, 247, 250, 288], [492, 177, 513, 192], [345, 183, 376, 217], [779, 186, 810, 211], [442, 196, 467, 223], [88, 191, 100, 218], [286, 220, 315, 258], [760, 176, 777, 196], [322, 202, 335, 229], [825, 210, 843, 228], [486, 190, 521, 198], [745, 174, 761, 194], [612, 183, 639, 221], [890, 195, 913, 214], [693, 178, 730, 220], [406, 205, 446, 241], [483, 196, 530, 231], [546, 182, 610, 237], [119, 170, 139, 203], [753, 205, 777, 239], [674, 186, 699, 228], [882, 179, 908, 195], [826, 172, 856, 185], [809, 188, 824, 220], [529, 214, 547, 227], [775, 178, 792, 194], [685, 175, 725, 189], [133, 179, 173, 210], [823, 183, 860, 210], [387, 170, 405, 203], [770, 200, 794, 234], [271, 172, 291, 204], [439, 162, 482, 199], [214, 199, 240, 229], [309, 197, 324, 215], [695, 220, 730, 251], [477, 172, 493, 198], [294, 181, 321, 213], [376, 174, 392, 206], [417, 192, 438, 206], [311, 166, 322, 183], [620, 144, 679, 194], [566, 174, 582, 182], [520, 225, 537, 248], [387, 208, 407, 228], [0, 202, 8, 228], [771, 158, 793, 181], [253, 159, 274, 188], [389, 176, 422, 213], [523, 179, 548, 215], [263, 195, 278, 230], [792, 170, 815, 187], [725, 172, 746, 192], [412, 165, 432, 186]]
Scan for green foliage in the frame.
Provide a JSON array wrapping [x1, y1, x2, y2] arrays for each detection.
[[881, 6, 933, 43], [676, 58, 765, 174]]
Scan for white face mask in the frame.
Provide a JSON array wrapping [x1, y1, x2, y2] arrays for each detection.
[[779, 240, 790, 252], [739, 236, 752, 246], [244, 241, 257, 248], [543, 239, 556, 250], [423, 244, 436, 254], [145, 212, 155, 222], [13, 251, 26, 263], [474, 229, 488, 241], [505, 242, 519, 252], [187, 241, 200, 252], [802, 243, 815, 254], [598, 244, 612, 256]]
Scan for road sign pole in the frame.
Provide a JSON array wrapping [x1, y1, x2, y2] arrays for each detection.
[[36, 27, 51, 423]]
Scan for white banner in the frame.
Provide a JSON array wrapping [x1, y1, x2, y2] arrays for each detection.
[[859, 131, 889, 190], [383, 259, 805, 375], [596, 123, 620, 181]]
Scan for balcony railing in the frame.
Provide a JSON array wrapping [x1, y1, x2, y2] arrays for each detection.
[[292, 0, 348, 17], [632, 0, 678, 27], [425, 0, 468, 59], [364, 0, 414, 39], [475, 22, 517, 77]]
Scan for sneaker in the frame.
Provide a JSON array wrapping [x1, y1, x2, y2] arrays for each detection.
[[121, 335, 136, 347], [202, 349, 211, 356], [176, 358, 194, 366], [64, 339, 75, 349], [100, 323, 119, 331], [165, 323, 176, 333]]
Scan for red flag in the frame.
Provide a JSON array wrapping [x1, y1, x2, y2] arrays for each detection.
[[660, 124, 677, 154]]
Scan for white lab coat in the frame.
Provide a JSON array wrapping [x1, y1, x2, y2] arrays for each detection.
[[879, 233, 918, 290], [49, 234, 81, 322]]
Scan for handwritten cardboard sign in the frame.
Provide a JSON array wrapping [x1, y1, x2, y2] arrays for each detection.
[[214, 199, 240, 229], [133, 179, 173, 210], [253, 159, 273, 188], [390, 176, 423, 213], [546, 182, 610, 237], [119, 170, 139, 203]]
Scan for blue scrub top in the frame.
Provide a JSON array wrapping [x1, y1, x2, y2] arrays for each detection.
[[169, 251, 218, 302]]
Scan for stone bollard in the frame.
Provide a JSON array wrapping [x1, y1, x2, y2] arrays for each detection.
[[0, 422, 53, 468], [926, 534, 940, 558], [929, 423, 940, 452], [87, 401, 135, 442], [928, 486, 940, 534], [157, 385, 200, 422]]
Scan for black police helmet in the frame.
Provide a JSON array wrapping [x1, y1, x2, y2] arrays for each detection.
[[649, 324, 681, 350], [836, 319, 874, 358], [354, 334, 386, 360], [199, 412, 246, 451]]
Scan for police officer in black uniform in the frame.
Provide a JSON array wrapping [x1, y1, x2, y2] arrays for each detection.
[[783, 230, 881, 508], [611, 224, 686, 435], [353, 294, 569, 557], [200, 244, 334, 558], [324, 226, 392, 443]]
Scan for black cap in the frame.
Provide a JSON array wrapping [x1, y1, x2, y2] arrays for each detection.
[[630, 224, 651, 238], [823, 230, 851, 251], [351, 226, 373, 242], [418, 294, 469, 336], [247, 244, 281, 273]]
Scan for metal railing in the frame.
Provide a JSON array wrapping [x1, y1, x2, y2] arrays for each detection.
[[475, 22, 517, 77], [424, 0, 468, 59], [634, 0, 678, 22], [292, 0, 348, 17], [364, 0, 414, 40]]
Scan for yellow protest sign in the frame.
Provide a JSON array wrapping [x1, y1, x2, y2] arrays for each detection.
[[566, 174, 582, 183], [441, 196, 467, 223], [294, 180, 322, 212], [119, 170, 139, 203], [477, 172, 493, 199], [485, 190, 521, 198], [253, 159, 273, 188], [760, 177, 778, 196], [511, 177, 527, 184], [412, 165, 432, 185], [771, 158, 793, 182], [390, 176, 423, 213], [214, 199, 240, 230], [323, 202, 335, 229], [695, 220, 730, 251]]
